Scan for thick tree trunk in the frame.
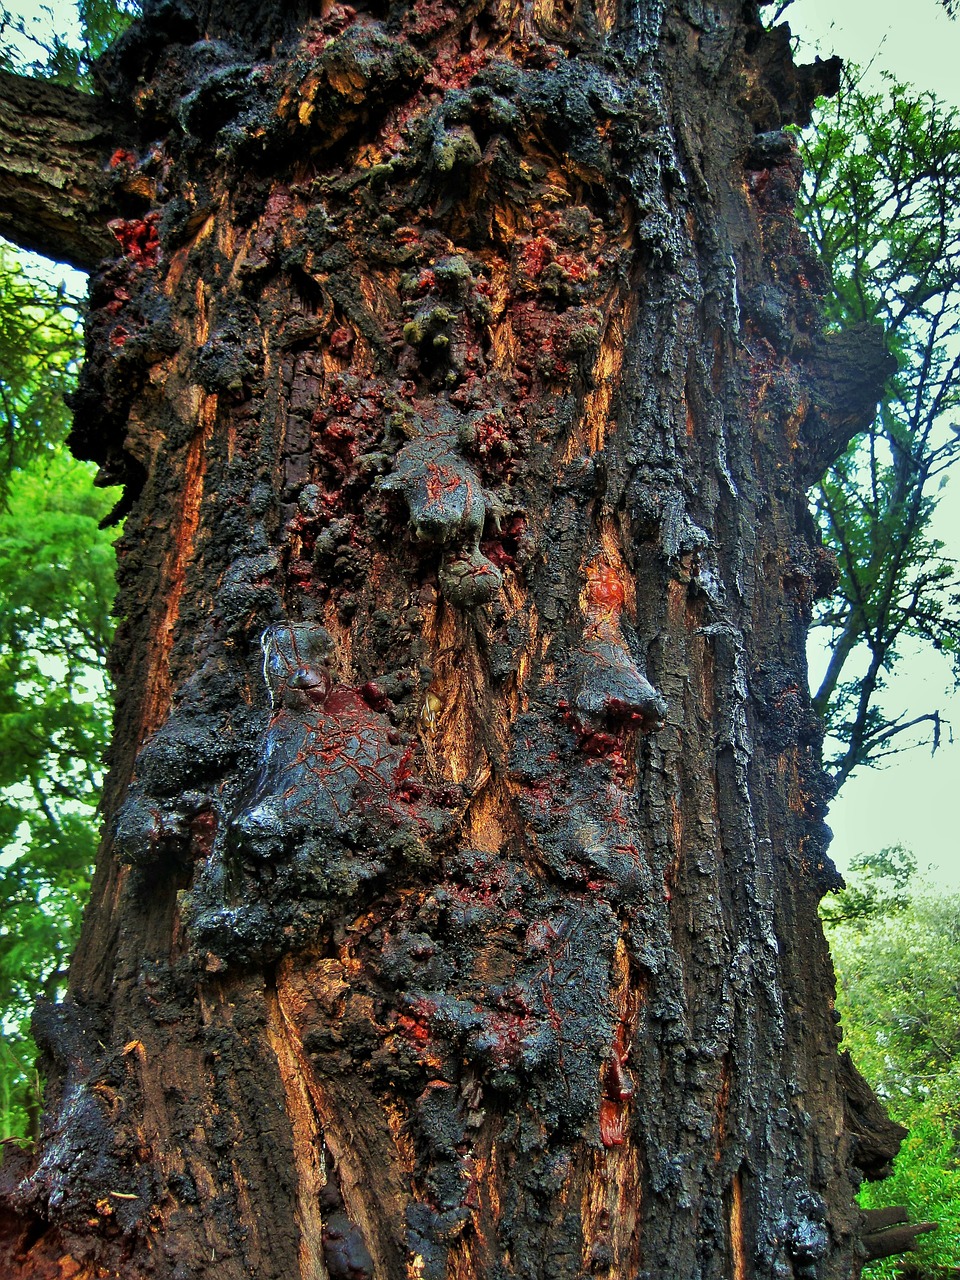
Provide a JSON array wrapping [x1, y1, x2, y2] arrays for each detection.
[[0, 2, 901, 1277]]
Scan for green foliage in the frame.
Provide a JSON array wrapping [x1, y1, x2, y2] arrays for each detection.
[[0, 248, 118, 1141], [820, 845, 916, 928], [0, 0, 136, 88], [826, 865, 960, 1277], [830, 890, 960, 1122], [0, 0, 129, 1149], [798, 73, 960, 787], [0, 445, 118, 1144], [0, 246, 80, 484], [860, 1117, 960, 1280]]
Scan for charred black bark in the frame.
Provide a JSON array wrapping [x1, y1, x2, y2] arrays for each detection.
[[0, 2, 907, 1277]]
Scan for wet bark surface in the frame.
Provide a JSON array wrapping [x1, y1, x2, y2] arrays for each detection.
[[0, 1, 896, 1277]]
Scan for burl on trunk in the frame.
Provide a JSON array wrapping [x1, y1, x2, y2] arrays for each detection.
[[0, 1, 904, 1277]]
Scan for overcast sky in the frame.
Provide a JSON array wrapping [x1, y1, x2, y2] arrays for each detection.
[[791, 0, 960, 108]]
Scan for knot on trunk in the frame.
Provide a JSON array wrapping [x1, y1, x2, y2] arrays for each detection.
[[798, 322, 897, 484], [839, 1050, 907, 1181]]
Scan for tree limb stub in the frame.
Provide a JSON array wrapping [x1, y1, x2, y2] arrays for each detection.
[[862, 1210, 938, 1262], [0, 70, 121, 269], [838, 1050, 907, 1180], [799, 322, 898, 483], [862, 1206, 911, 1233]]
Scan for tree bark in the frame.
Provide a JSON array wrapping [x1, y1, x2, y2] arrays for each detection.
[[0, 2, 902, 1277], [0, 70, 122, 268], [861, 1210, 937, 1262]]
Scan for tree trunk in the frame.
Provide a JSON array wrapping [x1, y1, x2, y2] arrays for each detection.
[[0, 1, 899, 1277]]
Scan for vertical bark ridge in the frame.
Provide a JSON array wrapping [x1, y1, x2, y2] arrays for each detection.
[[264, 985, 328, 1279]]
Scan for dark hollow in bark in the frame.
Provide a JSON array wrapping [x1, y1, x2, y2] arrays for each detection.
[[0, 1, 908, 1277]]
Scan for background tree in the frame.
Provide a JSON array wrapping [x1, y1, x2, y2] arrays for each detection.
[[0, 2, 914, 1277], [0, 0, 135, 87], [0, 246, 78, 474], [824, 859, 960, 1278], [818, 844, 917, 929], [0, 1, 130, 1144], [798, 72, 960, 787]]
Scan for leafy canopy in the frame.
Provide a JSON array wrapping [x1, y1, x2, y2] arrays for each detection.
[[0, 249, 117, 1141], [0, 246, 80, 485], [0, 0, 136, 87], [819, 844, 916, 928], [0, 0, 131, 1143]]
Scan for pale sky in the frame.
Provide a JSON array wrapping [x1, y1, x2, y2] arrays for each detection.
[[790, 0, 960, 108]]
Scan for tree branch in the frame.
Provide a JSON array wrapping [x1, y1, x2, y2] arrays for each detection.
[[862, 1207, 938, 1262], [838, 1050, 906, 1180], [0, 69, 121, 269]]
